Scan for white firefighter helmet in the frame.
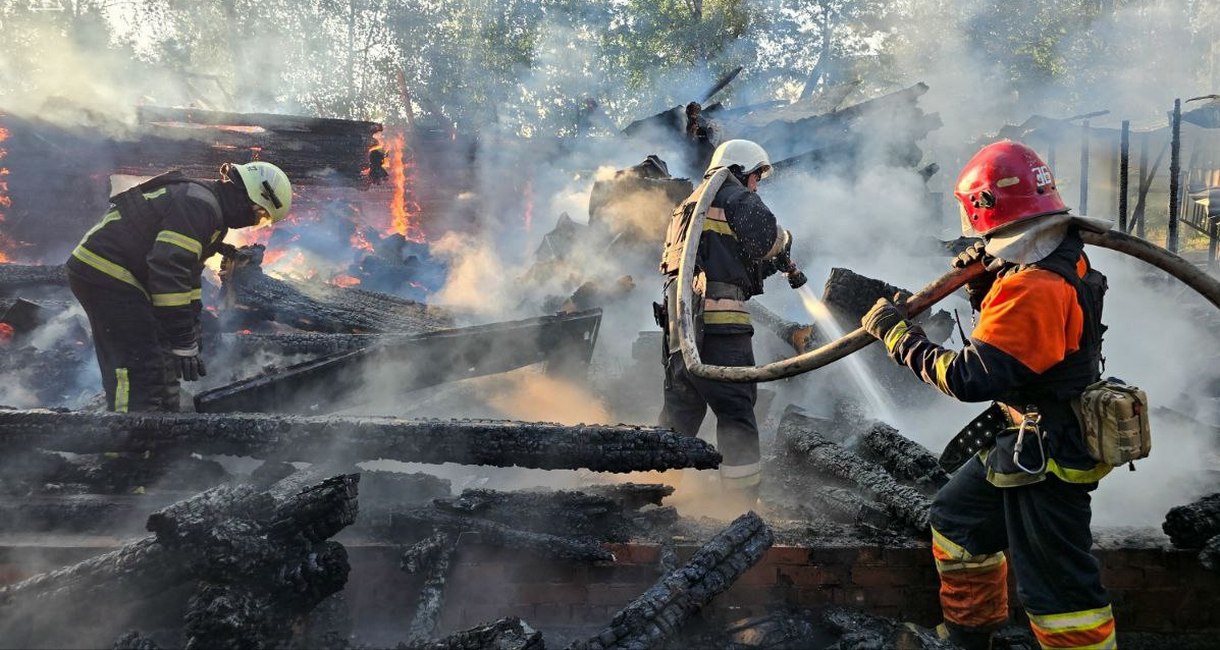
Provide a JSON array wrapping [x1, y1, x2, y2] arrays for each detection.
[[227, 161, 293, 223], [707, 139, 772, 178]]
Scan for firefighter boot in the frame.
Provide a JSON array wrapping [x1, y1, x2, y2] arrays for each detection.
[[936, 622, 995, 650]]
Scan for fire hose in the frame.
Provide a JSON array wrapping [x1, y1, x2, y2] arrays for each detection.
[[675, 210, 1220, 384]]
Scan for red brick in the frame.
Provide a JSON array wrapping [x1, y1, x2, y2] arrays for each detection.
[[794, 587, 834, 608], [529, 603, 573, 626], [719, 585, 781, 608], [883, 547, 927, 567], [776, 564, 831, 587], [737, 563, 778, 586], [587, 563, 660, 585], [462, 603, 518, 626], [768, 546, 812, 566], [511, 581, 588, 605], [610, 544, 661, 565], [587, 583, 642, 607], [855, 547, 886, 566], [832, 587, 869, 607]]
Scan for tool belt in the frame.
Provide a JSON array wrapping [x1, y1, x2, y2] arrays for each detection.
[[1073, 378, 1152, 469]]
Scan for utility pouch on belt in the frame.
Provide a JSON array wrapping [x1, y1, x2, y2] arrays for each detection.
[[664, 279, 702, 355], [1073, 378, 1151, 469]]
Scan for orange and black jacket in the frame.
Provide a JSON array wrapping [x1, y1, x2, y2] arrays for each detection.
[[67, 172, 228, 351], [880, 230, 1110, 484]]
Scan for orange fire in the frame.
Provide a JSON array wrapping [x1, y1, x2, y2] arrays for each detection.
[[330, 274, 361, 288], [350, 225, 375, 254], [387, 130, 424, 242], [0, 121, 10, 263]]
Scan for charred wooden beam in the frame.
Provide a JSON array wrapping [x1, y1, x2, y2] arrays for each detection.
[[404, 531, 458, 643], [388, 508, 614, 563], [569, 511, 773, 650], [0, 448, 231, 497], [0, 410, 722, 473], [806, 485, 892, 528], [779, 410, 931, 531], [822, 607, 955, 649], [400, 617, 544, 650], [112, 631, 161, 650], [860, 423, 950, 490], [583, 482, 675, 511], [1164, 493, 1220, 549], [431, 484, 672, 543], [822, 267, 953, 342], [0, 264, 68, 295], [0, 473, 359, 640], [1200, 534, 1220, 572], [199, 310, 602, 414], [222, 261, 452, 334]]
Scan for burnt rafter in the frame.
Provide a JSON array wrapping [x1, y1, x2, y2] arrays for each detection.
[[0, 409, 722, 473]]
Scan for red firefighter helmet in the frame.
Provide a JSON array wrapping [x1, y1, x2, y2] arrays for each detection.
[[954, 140, 1067, 236]]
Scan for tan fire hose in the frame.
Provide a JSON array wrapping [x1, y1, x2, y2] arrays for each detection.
[[676, 208, 1220, 384]]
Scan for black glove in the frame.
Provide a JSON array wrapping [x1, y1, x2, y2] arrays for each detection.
[[170, 347, 207, 382], [861, 297, 907, 342], [952, 241, 1000, 310]]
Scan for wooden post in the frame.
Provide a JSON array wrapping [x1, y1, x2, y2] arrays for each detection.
[[1136, 132, 1149, 238], [1079, 119, 1090, 214], [1119, 120, 1130, 232], [1168, 98, 1182, 253]]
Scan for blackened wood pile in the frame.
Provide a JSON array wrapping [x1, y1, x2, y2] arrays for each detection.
[[0, 472, 359, 648]]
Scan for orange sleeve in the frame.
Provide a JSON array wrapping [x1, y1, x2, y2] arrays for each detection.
[[971, 269, 1083, 374]]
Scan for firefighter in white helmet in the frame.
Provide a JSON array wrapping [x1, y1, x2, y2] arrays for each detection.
[[657, 139, 804, 504], [67, 161, 292, 412]]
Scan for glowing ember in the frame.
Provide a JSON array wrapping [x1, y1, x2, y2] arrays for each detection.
[[237, 329, 253, 335], [0, 121, 10, 263], [350, 225, 375, 254], [388, 130, 425, 242], [0, 322, 12, 346], [331, 274, 361, 288]]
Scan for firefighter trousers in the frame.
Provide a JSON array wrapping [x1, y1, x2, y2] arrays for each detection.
[[659, 333, 760, 487], [68, 265, 180, 412], [929, 457, 1115, 649]]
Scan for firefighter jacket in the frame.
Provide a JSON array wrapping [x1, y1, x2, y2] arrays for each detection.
[[880, 229, 1110, 487], [67, 172, 228, 351], [660, 171, 780, 338]]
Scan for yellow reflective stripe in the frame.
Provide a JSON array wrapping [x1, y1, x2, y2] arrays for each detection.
[[151, 291, 197, 307], [114, 368, 130, 413], [1028, 605, 1113, 633], [155, 230, 203, 257], [78, 208, 121, 247], [882, 319, 912, 354], [931, 526, 968, 558], [210, 229, 224, 244], [703, 219, 736, 237], [935, 553, 1005, 573], [1047, 458, 1112, 484], [72, 246, 149, 299], [142, 187, 168, 200], [933, 350, 958, 394], [190, 288, 202, 300], [703, 311, 751, 325]]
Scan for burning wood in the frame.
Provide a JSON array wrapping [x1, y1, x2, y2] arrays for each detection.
[[221, 256, 451, 334], [199, 310, 602, 414], [569, 511, 774, 650], [0, 410, 723, 473], [778, 409, 932, 531]]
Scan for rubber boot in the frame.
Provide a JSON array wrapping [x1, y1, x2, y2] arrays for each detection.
[[936, 622, 995, 650]]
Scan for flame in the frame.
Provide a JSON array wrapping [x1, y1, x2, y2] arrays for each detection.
[[237, 329, 252, 335], [0, 322, 12, 346], [331, 274, 361, 288], [0, 121, 9, 262], [350, 226, 375, 254], [387, 130, 424, 242]]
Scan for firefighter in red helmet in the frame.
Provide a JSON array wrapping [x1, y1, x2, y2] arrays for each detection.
[[860, 141, 1117, 649]]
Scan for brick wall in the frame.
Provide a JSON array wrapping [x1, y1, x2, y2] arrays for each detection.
[[2, 535, 1218, 644]]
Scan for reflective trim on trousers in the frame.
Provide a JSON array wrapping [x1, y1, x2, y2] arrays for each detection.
[[114, 368, 130, 413], [1027, 605, 1116, 649]]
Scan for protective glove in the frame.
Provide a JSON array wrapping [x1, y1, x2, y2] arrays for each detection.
[[170, 347, 207, 382], [861, 297, 908, 342], [952, 241, 1000, 310]]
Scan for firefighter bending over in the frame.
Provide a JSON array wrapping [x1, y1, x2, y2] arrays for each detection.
[[657, 139, 803, 504], [67, 162, 292, 412], [860, 141, 1116, 650]]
